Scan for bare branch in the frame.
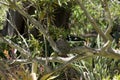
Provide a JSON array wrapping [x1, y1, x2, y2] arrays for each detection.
[[101, 0, 113, 41], [6, 18, 29, 50], [6, 56, 75, 64], [70, 46, 120, 59], [40, 54, 90, 80], [36, 56, 75, 63], [31, 61, 38, 80], [6, 0, 60, 53], [101, 40, 111, 51], [0, 35, 30, 58]]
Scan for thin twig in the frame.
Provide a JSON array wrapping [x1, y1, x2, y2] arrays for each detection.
[[101, 0, 113, 41], [6, 17, 29, 51]]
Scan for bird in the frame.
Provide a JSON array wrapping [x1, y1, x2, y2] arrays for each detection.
[[56, 36, 70, 57]]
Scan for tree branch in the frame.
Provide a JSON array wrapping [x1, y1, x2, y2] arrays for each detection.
[[101, 0, 113, 41], [5, 56, 75, 64], [0, 35, 30, 58], [40, 54, 90, 80], [76, 0, 108, 42], [6, 0, 60, 53], [70, 46, 120, 59]]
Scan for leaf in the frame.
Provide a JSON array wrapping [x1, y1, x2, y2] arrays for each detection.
[[57, 0, 62, 6], [40, 72, 54, 80], [39, 11, 46, 21], [3, 49, 10, 59], [47, 75, 59, 80]]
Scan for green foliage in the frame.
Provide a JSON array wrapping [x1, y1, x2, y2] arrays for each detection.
[[70, 57, 120, 80], [28, 34, 43, 57], [49, 26, 69, 39], [0, 5, 7, 29], [0, 0, 120, 80]]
